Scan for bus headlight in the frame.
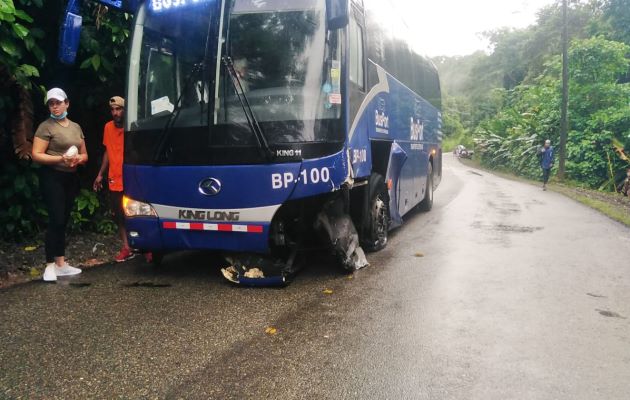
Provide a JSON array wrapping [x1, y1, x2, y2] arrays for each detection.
[[123, 196, 158, 218]]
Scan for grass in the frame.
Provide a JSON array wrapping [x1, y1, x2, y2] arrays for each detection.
[[552, 185, 630, 227], [457, 157, 630, 228]]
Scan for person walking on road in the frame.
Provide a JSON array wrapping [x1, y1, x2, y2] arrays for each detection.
[[538, 139, 555, 191], [32, 87, 88, 281]]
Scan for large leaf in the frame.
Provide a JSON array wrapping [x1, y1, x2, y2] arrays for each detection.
[[0, 0, 16, 15], [79, 57, 92, 69], [13, 9, 32, 23], [90, 54, 101, 71], [16, 64, 39, 78], [0, 38, 19, 57]]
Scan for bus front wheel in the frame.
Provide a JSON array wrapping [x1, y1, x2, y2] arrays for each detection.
[[361, 174, 389, 252]]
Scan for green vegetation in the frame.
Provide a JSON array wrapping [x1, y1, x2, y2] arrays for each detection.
[[434, 0, 630, 190], [0, 1, 129, 241]]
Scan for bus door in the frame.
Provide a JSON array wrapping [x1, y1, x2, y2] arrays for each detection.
[[347, 2, 370, 180]]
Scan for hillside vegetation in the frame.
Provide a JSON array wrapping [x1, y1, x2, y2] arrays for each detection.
[[434, 0, 630, 191]]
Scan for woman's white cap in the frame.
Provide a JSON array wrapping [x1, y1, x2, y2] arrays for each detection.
[[46, 88, 68, 102]]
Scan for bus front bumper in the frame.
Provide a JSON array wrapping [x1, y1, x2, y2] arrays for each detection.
[[126, 218, 271, 253]]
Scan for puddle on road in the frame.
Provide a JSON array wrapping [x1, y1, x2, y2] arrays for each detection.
[[124, 281, 172, 288], [494, 224, 542, 233], [472, 221, 543, 233], [500, 202, 521, 213], [486, 200, 521, 214], [596, 309, 626, 319]]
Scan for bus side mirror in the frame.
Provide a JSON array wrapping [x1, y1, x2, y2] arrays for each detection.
[[327, 0, 349, 30], [58, 0, 82, 65]]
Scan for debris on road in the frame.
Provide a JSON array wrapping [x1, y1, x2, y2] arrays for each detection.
[[221, 254, 289, 287]]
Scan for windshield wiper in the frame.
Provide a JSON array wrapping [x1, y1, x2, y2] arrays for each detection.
[[153, 62, 204, 163], [222, 56, 274, 161]]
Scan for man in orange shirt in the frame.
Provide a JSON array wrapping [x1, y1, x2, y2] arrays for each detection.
[[93, 96, 149, 262]]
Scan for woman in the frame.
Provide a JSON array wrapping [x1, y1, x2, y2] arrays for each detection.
[[31, 88, 88, 282]]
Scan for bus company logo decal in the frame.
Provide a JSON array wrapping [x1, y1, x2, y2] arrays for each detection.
[[153, 204, 280, 223], [410, 117, 424, 141], [178, 209, 240, 222], [198, 177, 222, 196], [375, 97, 389, 134], [375, 111, 389, 134]]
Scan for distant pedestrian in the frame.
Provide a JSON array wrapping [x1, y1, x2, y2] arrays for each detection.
[[622, 167, 630, 197], [537, 139, 555, 191], [32, 88, 88, 281]]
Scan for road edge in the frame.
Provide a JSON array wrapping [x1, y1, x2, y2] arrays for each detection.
[[457, 157, 630, 228]]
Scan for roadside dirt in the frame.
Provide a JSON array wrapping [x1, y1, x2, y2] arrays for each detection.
[[0, 231, 121, 289], [562, 185, 630, 214]]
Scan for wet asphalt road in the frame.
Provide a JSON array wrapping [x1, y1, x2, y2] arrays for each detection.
[[2, 155, 630, 399]]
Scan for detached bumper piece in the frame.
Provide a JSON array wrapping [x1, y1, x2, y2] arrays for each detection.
[[314, 197, 369, 271], [221, 252, 296, 287]]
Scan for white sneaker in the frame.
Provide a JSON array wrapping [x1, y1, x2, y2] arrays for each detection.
[[43, 263, 57, 282], [55, 263, 82, 276]]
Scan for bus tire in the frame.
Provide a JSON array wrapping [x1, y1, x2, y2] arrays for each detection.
[[418, 162, 433, 212], [361, 173, 389, 252]]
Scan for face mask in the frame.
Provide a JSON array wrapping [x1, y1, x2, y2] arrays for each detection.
[[50, 111, 68, 120]]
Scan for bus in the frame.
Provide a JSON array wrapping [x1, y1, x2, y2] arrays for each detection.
[[121, 0, 442, 285]]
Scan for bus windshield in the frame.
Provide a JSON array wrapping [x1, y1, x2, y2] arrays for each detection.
[[127, 0, 343, 147], [127, 2, 213, 131], [216, 0, 341, 144]]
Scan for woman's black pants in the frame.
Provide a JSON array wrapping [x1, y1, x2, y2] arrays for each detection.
[[39, 167, 79, 263]]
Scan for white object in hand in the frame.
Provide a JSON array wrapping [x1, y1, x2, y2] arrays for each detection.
[[65, 145, 78, 157]]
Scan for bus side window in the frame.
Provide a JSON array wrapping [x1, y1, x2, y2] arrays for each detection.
[[349, 15, 365, 90]]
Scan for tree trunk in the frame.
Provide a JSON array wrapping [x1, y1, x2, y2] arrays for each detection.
[[1, 65, 34, 161]]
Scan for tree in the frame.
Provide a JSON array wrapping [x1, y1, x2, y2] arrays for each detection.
[[602, 0, 630, 45]]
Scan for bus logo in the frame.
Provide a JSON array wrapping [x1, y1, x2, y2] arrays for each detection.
[[410, 117, 424, 141], [199, 178, 222, 196], [375, 97, 389, 134]]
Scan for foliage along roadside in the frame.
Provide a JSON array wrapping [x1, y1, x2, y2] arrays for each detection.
[[1, 1, 128, 241], [435, 0, 630, 191]]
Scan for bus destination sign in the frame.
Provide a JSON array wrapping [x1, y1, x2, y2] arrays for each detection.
[[150, 0, 210, 12]]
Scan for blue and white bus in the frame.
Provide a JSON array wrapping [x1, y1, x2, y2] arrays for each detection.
[[121, 0, 442, 284]]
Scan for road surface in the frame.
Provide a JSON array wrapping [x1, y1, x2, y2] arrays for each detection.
[[1, 155, 629, 399]]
